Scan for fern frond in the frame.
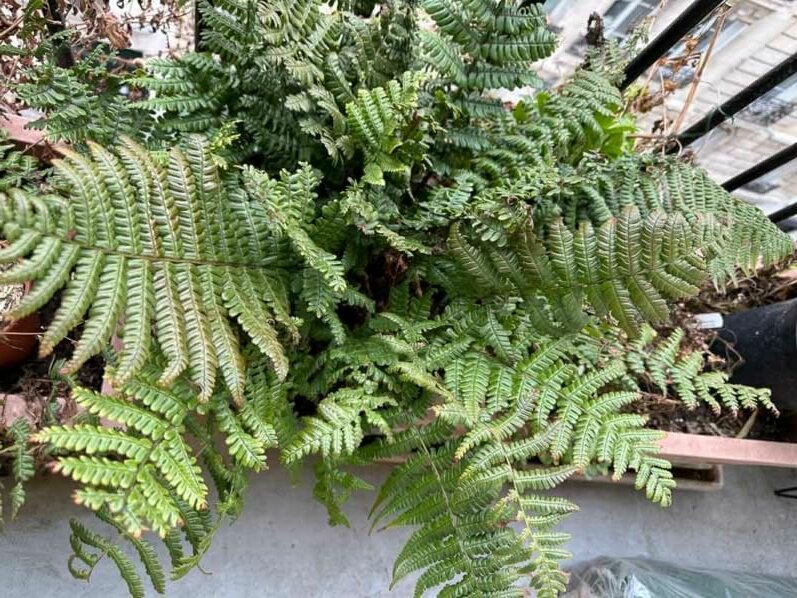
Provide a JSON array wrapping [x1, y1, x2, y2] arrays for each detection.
[[625, 324, 777, 415], [421, 0, 556, 95], [449, 207, 713, 334], [0, 137, 295, 399], [283, 389, 396, 463], [313, 459, 374, 527], [36, 354, 294, 593], [67, 518, 148, 598], [6, 419, 35, 520]]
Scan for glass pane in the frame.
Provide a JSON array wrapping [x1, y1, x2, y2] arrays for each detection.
[[604, 0, 632, 20], [776, 76, 797, 103]]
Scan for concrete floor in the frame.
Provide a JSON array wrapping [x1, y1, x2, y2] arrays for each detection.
[[2, 463, 797, 597]]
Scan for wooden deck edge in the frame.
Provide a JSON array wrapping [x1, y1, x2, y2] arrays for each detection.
[[659, 431, 797, 468]]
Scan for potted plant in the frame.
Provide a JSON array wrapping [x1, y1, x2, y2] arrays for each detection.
[[0, 2, 794, 597]]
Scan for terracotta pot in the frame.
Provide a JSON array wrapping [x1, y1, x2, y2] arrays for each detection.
[[0, 113, 66, 162], [0, 282, 41, 369], [0, 313, 40, 368]]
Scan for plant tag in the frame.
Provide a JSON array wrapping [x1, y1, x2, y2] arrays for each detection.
[[693, 312, 723, 329]]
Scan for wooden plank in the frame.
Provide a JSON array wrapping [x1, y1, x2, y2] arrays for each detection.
[[659, 431, 797, 468]]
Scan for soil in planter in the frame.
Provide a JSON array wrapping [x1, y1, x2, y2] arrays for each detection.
[[632, 393, 784, 441], [682, 256, 797, 316], [644, 258, 797, 443]]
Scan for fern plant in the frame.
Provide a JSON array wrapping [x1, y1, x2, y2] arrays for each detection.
[[0, 136, 296, 401], [35, 357, 280, 597], [6, 41, 147, 146], [2, 1, 794, 597]]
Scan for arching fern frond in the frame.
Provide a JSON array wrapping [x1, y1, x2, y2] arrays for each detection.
[[627, 324, 777, 414], [38, 377, 205, 536], [0, 137, 294, 401], [448, 207, 707, 334], [37, 355, 284, 595], [367, 332, 675, 597]]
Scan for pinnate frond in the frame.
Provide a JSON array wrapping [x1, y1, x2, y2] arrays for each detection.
[[0, 137, 295, 401]]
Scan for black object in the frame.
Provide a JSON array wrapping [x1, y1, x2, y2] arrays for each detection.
[[766, 197, 797, 227], [668, 52, 797, 153], [619, 0, 725, 91], [723, 141, 797, 194], [774, 486, 797, 499], [45, 0, 75, 68], [712, 298, 797, 411], [195, 1, 205, 51], [721, 140, 797, 227]]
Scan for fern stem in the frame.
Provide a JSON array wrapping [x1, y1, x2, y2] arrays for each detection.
[[496, 436, 547, 586], [410, 426, 483, 590], [38, 235, 280, 269]]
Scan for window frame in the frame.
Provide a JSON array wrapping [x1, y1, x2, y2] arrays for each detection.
[[603, 0, 659, 40]]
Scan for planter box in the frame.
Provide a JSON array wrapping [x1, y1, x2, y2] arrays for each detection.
[[572, 462, 724, 492], [379, 415, 797, 492], [659, 431, 797, 468], [574, 433, 797, 492]]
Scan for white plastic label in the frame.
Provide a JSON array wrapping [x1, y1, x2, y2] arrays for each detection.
[[693, 312, 723, 330]]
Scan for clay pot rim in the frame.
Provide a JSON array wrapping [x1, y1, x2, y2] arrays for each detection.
[[0, 281, 40, 368]]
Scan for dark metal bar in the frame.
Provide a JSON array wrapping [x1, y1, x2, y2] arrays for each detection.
[[195, 1, 205, 51], [722, 140, 797, 193], [619, 0, 725, 91], [669, 52, 797, 152], [768, 202, 797, 225]]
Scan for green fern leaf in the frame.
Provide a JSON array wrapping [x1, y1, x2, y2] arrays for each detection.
[[0, 137, 296, 398]]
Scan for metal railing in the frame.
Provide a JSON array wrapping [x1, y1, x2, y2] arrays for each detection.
[[620, 0, 797, 224]]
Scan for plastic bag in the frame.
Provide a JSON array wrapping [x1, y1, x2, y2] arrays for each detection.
[[563, 557, 797, 598]]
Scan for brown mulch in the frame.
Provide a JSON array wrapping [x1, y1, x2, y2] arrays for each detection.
[[636, 392, 785, 441], [683, 257, 797, 316]]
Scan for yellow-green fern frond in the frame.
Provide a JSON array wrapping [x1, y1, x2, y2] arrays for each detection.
[[0, 137, 294, 401]]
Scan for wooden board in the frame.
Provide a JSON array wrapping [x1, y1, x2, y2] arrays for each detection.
[[660, 431, 797, 468]]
